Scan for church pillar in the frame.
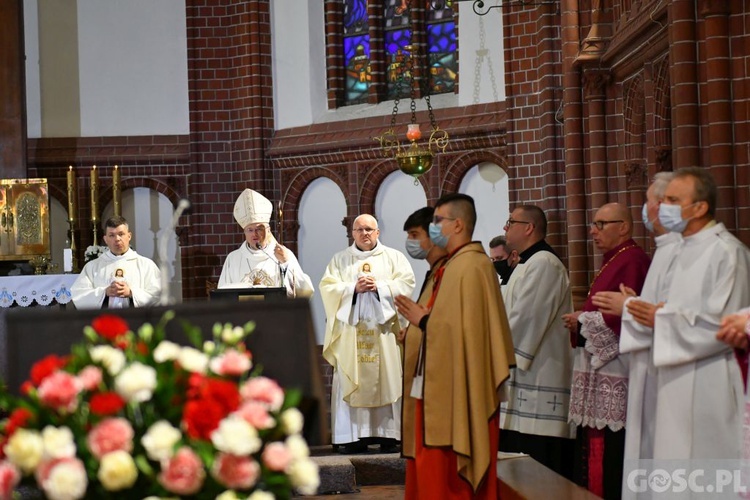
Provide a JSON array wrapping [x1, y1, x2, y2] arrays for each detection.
[[668, 0, 701, 169], [699, 0, 735, 228], [561, 0, 589, 307], [0, 0, 26, 176]]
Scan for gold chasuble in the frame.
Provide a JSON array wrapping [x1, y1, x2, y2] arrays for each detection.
[[403, 242, 515, 491]]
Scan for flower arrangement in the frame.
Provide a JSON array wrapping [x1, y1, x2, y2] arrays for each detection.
[[0, 312, 319, 499], [83, 245, 107, 263]]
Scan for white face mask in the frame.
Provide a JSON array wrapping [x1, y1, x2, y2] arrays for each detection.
[[641, 203, 655, 233], [658, 202, 696, 233], [405, 238, 429, 260]]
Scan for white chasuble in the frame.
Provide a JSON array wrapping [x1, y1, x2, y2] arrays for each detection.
[[320, 242, 415, 443], [71, 249, 161, 309], [652, 223, 750, 460]]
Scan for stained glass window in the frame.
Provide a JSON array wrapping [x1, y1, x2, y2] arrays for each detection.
[[339, 0, 457, 107]]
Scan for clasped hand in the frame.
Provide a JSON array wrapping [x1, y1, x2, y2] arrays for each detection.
[[394, 295, 429, 329], [355, 275, 377, 294], [106, 280, 131, 298]]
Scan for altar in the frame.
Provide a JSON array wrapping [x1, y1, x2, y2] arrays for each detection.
[[0, 274, 77, 307]]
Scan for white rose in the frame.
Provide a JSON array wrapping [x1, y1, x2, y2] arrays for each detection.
[[178, 347, 209, 374], [42, 426, 76, 459], [284, 434, 310, 460], [98, 450, 138, 491], [4, 428, 43, 473], [89, 345, 126, 376], [248, 491, 276, 500], [280, 408, 304, 435], [141, 420, 182, 462], [211, 416, 261, 456], [288, 458, 320, 495], [153, 340, 182, 363], [42, 459, 88, 500], [216, 491, 242, 500], [114, 362, 157, 403]]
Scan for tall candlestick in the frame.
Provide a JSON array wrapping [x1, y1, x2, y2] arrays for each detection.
[[90, 165, 99, 222], [113, 165, 122, 216], [66, 166, 77, 222]]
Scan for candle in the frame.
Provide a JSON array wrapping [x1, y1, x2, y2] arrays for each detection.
[[66, 166, 77, 221], [63, 248, 73, 273], [113, 165, 121, 216], [90, 165, 99, 222]]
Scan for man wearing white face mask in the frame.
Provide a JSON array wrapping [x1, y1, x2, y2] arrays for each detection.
[[626, 167, 750, 463], [402, 207, 447, 296]]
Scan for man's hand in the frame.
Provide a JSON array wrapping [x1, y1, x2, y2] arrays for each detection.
[[355, 275, 377, 294], [562, 311, 582, 333], [397, 327, 407, 344], [106, 281, 131, 298], [274, 244, 288, 264], [626, 299, 663, 328], [717, 312, 750, 350], [395, 294, 429, 326]]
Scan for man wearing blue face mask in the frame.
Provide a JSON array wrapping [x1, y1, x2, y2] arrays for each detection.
[[626, 167, 750, 463], [402, 207, 448, 296]]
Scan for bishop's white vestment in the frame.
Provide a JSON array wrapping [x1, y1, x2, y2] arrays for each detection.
[[319, 242, 415, 444], [71, 249, 161, 309], [500, 248, 576, 439], [218, 241, 314, 298], [652, 223, 750, 460]]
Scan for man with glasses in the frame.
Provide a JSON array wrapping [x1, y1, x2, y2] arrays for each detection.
[[320, 214, 415, 454], [218, 189, 314, 297], [562, 202, 650, 499], [626, 168, 750, 464], [498, 205, 576, 480], [488, 235, 519, 284], [395, 193, 515, 498]]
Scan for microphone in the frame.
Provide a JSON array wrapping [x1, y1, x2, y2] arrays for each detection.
[[255, 241, 286, 288], [158, 199, 191, 306]]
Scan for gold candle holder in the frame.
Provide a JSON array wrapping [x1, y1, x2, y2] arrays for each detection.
[[113, 165, 122, 216], [91, 165, 99, 246], [66, 165, 77, 220]]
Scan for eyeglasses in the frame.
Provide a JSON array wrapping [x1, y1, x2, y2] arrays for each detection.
[[504, 219, 531, 228], [353, 227, 377, 234], [244, 226, 265, 234], [432, 216, 456, 224], [590, 220, 624, 230]]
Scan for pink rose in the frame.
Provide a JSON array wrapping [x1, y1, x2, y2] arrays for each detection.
[[210, 349, 252, 377], [38, 371, 82, 413], [210, 453, 260, 490], [262, 442, 292, 472], [86, 418, 134, 460], [240, 377, 284, 412], [0, 461, 20, 499], [77, 366, 103, 391], [158, 447, 205, 496], [235, 401, 275, 430]]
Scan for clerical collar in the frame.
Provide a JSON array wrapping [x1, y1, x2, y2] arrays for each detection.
[[355, 242, 378, 252], [518, 239, 559, 264]]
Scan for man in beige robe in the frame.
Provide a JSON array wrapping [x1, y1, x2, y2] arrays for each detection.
[[320, 214, 415, 454], [395, 193, 515, 498]]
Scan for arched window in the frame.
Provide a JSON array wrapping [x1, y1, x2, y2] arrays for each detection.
[[335, 0, 457, 107]]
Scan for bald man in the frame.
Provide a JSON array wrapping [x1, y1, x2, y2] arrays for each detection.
[[562, 202, 650, 499], [320, 214, 415, 454]]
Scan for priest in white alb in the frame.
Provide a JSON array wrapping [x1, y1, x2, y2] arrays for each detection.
[[71, 215, 161, 309], [625, 167, 750, 461], [219, 188, 314, 298], [320, 214, 415, 454]]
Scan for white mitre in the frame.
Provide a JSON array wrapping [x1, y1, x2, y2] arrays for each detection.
[[234, 188, 273, 228]]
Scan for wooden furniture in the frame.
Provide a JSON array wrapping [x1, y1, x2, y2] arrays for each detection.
[[498, 454, 601, 500]]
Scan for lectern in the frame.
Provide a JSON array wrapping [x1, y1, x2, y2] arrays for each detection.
[[209, 287, 286, 301]]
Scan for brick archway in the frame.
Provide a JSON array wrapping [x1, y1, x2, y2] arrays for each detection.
[[441, 151, 508, 195]]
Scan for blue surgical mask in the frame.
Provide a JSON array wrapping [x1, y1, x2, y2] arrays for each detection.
[[428, 223, 449, 249], [658, 203, 690, 233], [641, 203, 655, 233], [405, 238, 429, 260]]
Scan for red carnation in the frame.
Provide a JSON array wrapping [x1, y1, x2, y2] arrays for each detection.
[[91, 314, 129, 341], [4, 408, 33, 436], [182, 399, 226, 440], [89, 392, 126, 416], [30, 355, 68, 386], [181, 377, 240, 441]]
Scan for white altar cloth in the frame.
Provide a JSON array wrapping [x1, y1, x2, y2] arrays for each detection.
[[0, 274, 77, 307]]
